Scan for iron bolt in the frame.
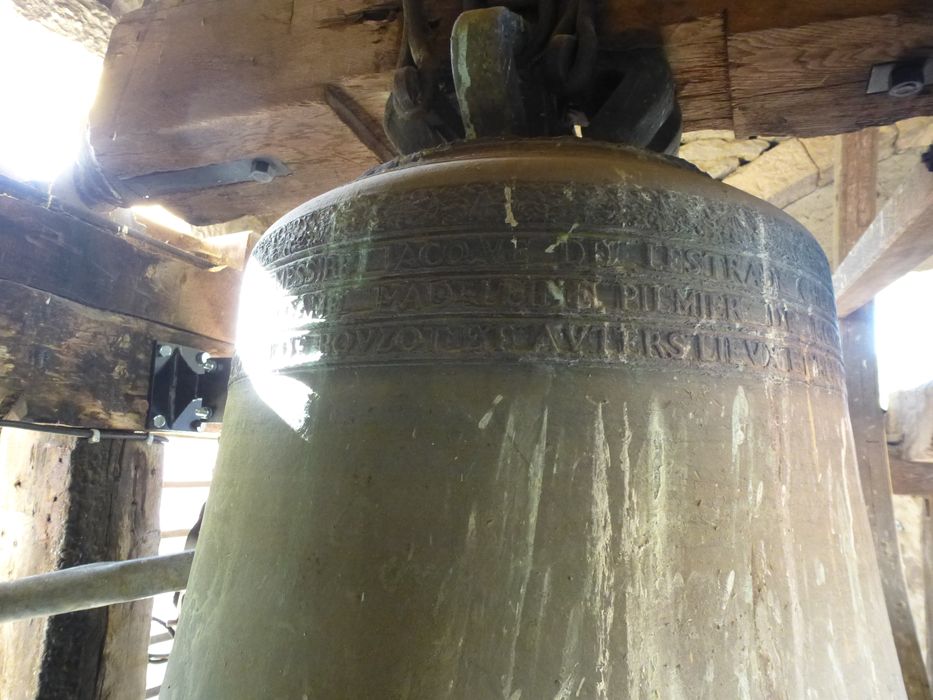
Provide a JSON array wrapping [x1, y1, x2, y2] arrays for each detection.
[[196, 351, 212, 364], [194, 407, 213, 421], [202, 359, 218, 373], [152, 414, 167, 429], [158, 344, 174, 358], [889, 61, 926, 98]]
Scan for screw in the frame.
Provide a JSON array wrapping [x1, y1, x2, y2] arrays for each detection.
[[158, 344, 173, 358], [152, 415, 167, 429], [194, 407, 213, 421], [202, 358, 218, 373], [250, 159, 274, 184], [196, 351, 212, 364]]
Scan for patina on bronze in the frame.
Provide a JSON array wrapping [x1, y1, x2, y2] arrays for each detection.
[[162, 140, 905, 698]]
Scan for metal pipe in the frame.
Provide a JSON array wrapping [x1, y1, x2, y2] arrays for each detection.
[[0, 551, 193, 623]]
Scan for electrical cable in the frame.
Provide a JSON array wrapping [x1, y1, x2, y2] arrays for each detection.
[[0, 419, 167, 444]]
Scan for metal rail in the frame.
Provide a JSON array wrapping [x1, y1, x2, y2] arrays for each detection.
[[0, 551, 194, 623]]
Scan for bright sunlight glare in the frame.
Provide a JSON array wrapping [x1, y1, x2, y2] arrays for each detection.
[[0, 1, 103, 182], [875, 269, 933, 408]]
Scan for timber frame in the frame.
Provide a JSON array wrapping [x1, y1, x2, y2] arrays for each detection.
[[1, 2, 933, 699], [83, 0, 933, 224]]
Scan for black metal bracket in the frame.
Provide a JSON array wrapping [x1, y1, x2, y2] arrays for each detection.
[[147, 342, 231, 432], [866, 57, 933, 98], [116, 156, 290, 199]]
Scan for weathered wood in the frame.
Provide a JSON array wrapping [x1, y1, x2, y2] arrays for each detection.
[[729, 13, 933, 138], [0, 430, 163, 700], [891, 455, 933, 495], [600, 0, 916, 33], [925, 499, 933, 682], [659, 15, 733, 133], [0, 280, 232, 429], [38, 438, 163, 700], [844, 306, 933, 698], [834, 160, 933, 317], [11, 0, 115, 56], [0, 177, 240, 342], [0, 429, 75, 699], [838, 129, 932, 698], [85, 1, 931, 225], [888, 382, 933, 464], [833, 129, 879, 269]]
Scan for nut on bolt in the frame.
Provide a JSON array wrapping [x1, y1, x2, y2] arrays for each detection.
[[250, 159, 274, 184], [194, 407, 213, 421]]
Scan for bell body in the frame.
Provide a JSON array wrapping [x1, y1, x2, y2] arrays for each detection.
[[163, 140, 905, 698]]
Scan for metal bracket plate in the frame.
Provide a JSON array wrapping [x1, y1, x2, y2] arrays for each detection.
[[147, 342, 231, 432]]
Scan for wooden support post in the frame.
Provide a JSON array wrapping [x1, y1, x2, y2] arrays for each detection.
[[837, 130, 932, 698], [925, 500, 933, 683], [834, 160, 933, 317], [0, 427, 163, 700]]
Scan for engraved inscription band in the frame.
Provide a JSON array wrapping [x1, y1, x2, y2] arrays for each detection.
[[241, 181, 843, 390]]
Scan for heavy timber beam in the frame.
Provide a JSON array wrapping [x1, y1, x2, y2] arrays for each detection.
[[837, 131, 932, 699], [0, 178, 236, 429], [834, 160, 933, 318], [85, 0, 932, 225], [0, 430, 164, 700]]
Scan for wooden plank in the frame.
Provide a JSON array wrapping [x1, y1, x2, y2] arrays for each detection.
[[37, 438, 163, 700], [0, 430, 163, 700], [660, 15, 733, 132], [838, 130, 932, 698], [834, 160, 933, 317], [88, 0, 401, 224], [598, 0, 916, 34], [925, 499, 933, 683], [844, 305, 933, 698], [891, 455, 933, 495], [0, 177, 240, 342], [729, 13, 933, 137], [833, 129, 879, 269], [0, 280, 232, 429]]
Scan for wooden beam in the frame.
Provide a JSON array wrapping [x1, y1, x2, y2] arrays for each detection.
[[833, 129, 879, 269], [891, 454, 933, 495], [0, 280, 231, 429], [834, 160, 933, 317], [0, 176, 240, 343], [837, 130, 932, 699], [729, 12, 933, 138], [85, 1, 933, 225]]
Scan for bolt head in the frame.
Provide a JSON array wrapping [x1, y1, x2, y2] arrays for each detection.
[[194, 407, 213, 421], [202, 358, 218, 372], [889, 61, 927, 98], [158, 344, 174, 358], [250, 159, 274, 184], [890, 80, 924, 98], [196, 351, 212, 365], [152, 414, 167, 429]]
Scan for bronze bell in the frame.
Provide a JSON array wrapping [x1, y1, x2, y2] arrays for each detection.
[[162, 140, 904, 698]]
